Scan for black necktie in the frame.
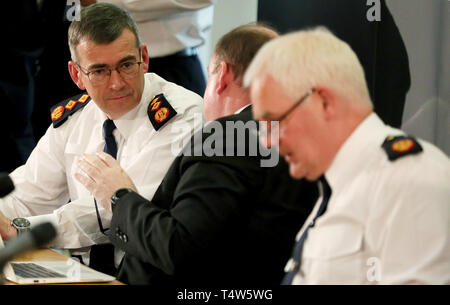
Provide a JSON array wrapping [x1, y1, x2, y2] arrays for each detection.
[[281, 176, 332, 285], [89, 119, 118, 276], [103, 119, 117, 159]]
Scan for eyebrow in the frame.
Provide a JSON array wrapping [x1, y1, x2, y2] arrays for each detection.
[[86, 55, 138, 70]]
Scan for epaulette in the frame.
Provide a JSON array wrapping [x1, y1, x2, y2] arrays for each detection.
[[147, 94, 177, 131], [50, 93, 91, 128], [381, 135, 423, 161]]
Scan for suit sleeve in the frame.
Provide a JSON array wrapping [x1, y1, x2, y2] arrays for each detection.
[[109, 156, 263, 275]]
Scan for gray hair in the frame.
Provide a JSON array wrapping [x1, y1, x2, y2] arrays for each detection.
[[68, 3, 141, 62], [244, 27, 373, 111]]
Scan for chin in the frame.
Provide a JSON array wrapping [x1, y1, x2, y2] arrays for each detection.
[[289, 163, 306, 180]]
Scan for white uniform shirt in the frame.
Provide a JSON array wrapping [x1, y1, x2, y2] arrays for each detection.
[[100, 0, 216, 57], [0, 73, 204, 249], [292, 113, 450, 284]]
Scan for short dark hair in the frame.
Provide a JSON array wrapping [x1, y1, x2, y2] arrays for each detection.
[[213, 23, 278, 84], [68, 3, 141, 62]]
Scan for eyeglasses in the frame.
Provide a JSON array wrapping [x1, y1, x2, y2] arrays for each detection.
[[274, 88, 316, 123], [76, 61, 143, 85], [258, 88, 315, 148]]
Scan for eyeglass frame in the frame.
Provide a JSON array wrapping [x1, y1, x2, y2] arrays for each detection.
[[271, 88, 316, 123], [75, 60, 143, 85], [258, 88, 316, 146]]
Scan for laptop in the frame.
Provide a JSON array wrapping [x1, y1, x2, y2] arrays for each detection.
[[0, 235, 116, 284]]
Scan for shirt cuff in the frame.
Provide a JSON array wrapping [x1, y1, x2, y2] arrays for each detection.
[[27, 214, 58, 230]]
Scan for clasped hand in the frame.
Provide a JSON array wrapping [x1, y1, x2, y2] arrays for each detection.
[[75, 151, 137, 213]]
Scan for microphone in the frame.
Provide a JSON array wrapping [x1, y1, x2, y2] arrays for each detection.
[[0, 173, 14, 198], [0, 222, 57, 271]]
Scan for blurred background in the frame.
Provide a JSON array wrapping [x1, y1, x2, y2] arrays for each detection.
[[1, 0, 447, 174], [199, 0, 449, 155]]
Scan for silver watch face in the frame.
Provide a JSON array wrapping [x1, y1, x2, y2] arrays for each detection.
[[12, 218, 31, 228]]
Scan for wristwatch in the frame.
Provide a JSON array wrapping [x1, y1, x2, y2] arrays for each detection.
[[11, 218, 31, 236], [111, 188, 133, 212]]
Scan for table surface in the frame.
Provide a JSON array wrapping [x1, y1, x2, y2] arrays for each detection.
[[5, 248, 124, 285]]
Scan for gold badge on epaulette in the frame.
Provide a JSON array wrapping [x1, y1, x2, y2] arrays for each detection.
[[65, 100, 77, 110], [151, 101, 161, 111], [382, 135, 423, 161], [78, 94, 89, 103], [147, 94, 177, 131], [51, 106, 65, 121], [154, 107, 169, 123], [150, 96, 160, 106], [392, 139, 414, 153]]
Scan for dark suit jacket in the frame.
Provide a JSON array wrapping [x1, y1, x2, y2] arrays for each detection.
[[109, 107, 318, 285], [258, 0, 410, 128]]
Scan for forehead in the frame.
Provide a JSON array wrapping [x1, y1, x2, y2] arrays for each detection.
[[250, 75, 292, 120], [76, 29, 139, 66]]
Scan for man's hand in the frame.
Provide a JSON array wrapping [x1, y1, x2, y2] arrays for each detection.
[[75, 152, 137, 213], [0, 211, 17, 240]]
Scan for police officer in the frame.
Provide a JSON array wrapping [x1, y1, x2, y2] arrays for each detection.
[[0, 3, 203, 273], [98, 0, 216, 96], [245, 28, 450, 284]]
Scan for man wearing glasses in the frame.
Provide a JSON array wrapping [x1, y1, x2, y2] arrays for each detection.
[[244, 28, 450, 284], [72, 24, 318, 285], [0, 3, 203, 275]]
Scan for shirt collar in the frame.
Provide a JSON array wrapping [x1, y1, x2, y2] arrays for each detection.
[[234, 104, 251, 114], [325, 112, 391, 191]]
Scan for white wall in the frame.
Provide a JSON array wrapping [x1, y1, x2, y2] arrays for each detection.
[[197, 0, 449, 155], [387, 0, 449, 154], [197, 0, 258, 77]]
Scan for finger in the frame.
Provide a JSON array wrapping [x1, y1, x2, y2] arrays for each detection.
[[95, 151, 111, 167], [96, 151, 119, 168], [77, 157, 101, 181], [81, 153, 107, 171], [74, 171, 96, 193]]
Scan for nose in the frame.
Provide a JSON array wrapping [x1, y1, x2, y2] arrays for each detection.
[[259, 134, 271, 149], [108, 69, 126, 90], [258, 121, 270, 149], [277, 125, 287, 149]]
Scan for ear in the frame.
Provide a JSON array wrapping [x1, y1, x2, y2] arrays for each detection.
[[216, 61, 231, 95], [315, 86, 337, 120], [68, 61, 86, 90], [140, 44, 149, 72]]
